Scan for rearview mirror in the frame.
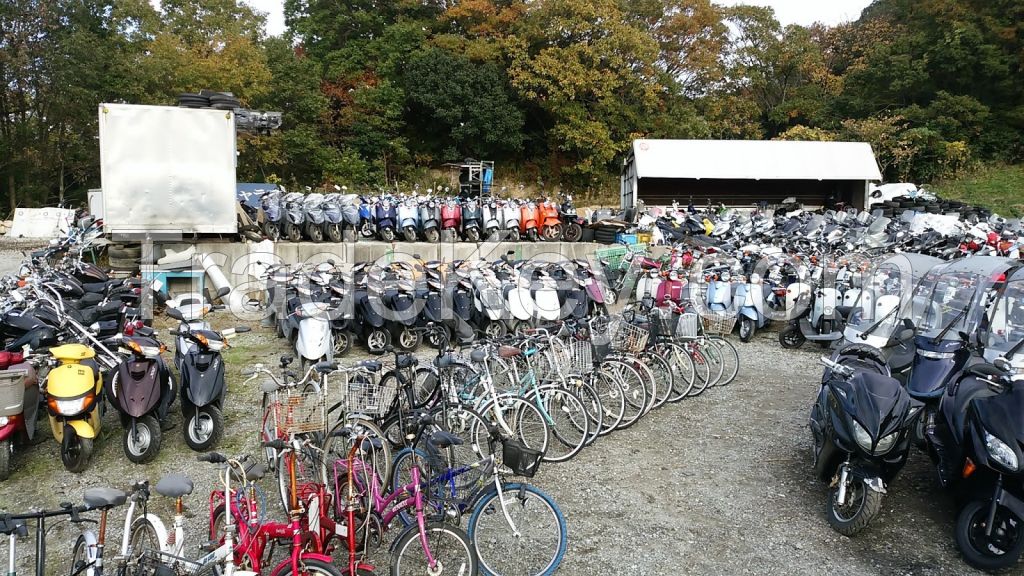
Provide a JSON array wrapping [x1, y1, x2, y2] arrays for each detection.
[[216, 286, 231, 298], [166, 307, 184, 321]]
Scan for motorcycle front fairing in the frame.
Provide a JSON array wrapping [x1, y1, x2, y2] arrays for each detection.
[[180, 348, 225, 407], [907, 336, 969, 400]]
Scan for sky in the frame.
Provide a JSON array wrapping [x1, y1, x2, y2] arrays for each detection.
[[153, 0, 875, 37]]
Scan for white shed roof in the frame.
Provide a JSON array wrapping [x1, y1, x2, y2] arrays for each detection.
[[630, 139, 882, 181]]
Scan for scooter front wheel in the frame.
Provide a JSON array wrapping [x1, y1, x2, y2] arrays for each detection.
[[956, 498, 1024, 571], [307, 223, 325, 243], [541, 224, 562, 242], [184, 406, 224, 451], [61, 432, 93, 473], [778, 323, 806, 349], [380, 227, 396, 242], [365, 328, 391, 353], [325, 223, 343, 243], [403, 227, 417, 242], [263, 221, 281, 241], [563, 222, 583, 243], [394, 327, 420, 351], [507, 228, 520, 242], [424, 228, 440, 243], [739, 316, 755, 342], [465, 227, 481, 242], [123, 414, 162, 464]]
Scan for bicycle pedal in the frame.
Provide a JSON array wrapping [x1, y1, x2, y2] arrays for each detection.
[[199, 540, 218, 553]]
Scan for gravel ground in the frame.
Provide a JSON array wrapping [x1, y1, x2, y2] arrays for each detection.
[[0, 305, 998, 575]]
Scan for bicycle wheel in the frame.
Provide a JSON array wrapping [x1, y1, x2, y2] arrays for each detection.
[[600, 360, 646, 430], [430, 403, 495, 470], [390, 522, 479, 576], [588, 369, 625, 435], [323, 416, 392, 494], [570, 378, 603, 447], [708, 336, 740, 386], [662, 343, 697, 402], [277, 557, 344, 576], [260, 392, 279, 470], [686, 341, 716, 395], [469, 483, 567, 576], [699, 337, 726, 387], [643, 353, 674, 410], [277, 438, 326, 512], [128, 516, 161, 560], [523, 385, 589, 463], [627, 357, 658, 416], [475, 396, 550, 457]]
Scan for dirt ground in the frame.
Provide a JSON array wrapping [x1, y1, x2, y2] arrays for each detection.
[[0, 302, 997, 576]]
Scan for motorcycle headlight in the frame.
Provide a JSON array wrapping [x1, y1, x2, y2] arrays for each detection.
[[0, 416, 8, 427], [874, 431, 899, 454], [985, 432, 1019, 471], [852, 420, 873, 452], [207, 339, 225, 352], [824, 306, 834, 316], [48, 393, 95, 417]]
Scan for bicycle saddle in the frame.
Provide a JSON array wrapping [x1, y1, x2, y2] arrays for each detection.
[[230, 462, 267, 483], [0, 519, 27, 537], [314, 360, 338, 374], [155, 473, 194, 498], [360, 437, 384, 453], [428, 431, 464, 449], [434, 352, 458, 368], [83, 487, 127, 509], [396, 353, 417, 369], [470, 348, 488, 363], [498, 345, 521, 359], [357, 360, 383, 372]]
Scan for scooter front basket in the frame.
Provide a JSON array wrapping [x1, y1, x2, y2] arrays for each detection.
[[0, 370, 27, 416]]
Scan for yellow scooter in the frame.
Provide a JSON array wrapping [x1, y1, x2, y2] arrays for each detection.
[[43, 344, 104, 473]]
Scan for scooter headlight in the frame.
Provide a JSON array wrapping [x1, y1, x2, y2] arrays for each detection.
[[48, 393, 95, 417], [985, 432, 1019, 471], [852, 420, 875, 453], [874, 431, 899, 454], [0, 416, 8, 427]]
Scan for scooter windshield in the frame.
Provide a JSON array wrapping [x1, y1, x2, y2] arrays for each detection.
[[986, 279, 1024, 356], [916, 272, 980, 339]]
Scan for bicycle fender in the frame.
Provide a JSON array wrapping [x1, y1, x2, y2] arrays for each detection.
[[268, 553, 335, 576]]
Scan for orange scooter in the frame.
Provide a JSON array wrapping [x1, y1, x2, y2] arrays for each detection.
[[539, 199, 563, 242], [519, 200, 540, 241]]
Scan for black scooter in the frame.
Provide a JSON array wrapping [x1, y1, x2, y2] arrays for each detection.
[[810, 355, 921, 535], [107, 333, 175, 463], [166, 307, 249, 451], [929, 347, 1024, 570], [461, 198, 483, 243]]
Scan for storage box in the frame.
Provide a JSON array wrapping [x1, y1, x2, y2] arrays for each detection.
[[616, 233, 638, 245]]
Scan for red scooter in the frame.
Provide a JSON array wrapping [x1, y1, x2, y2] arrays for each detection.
[[520, 201, 540, 241], [539, 199, 562, 242], [0, 350, 38, 481], [441, 199, 462, 239]]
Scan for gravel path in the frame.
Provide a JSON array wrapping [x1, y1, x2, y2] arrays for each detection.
[[0, 321, 994, 575]]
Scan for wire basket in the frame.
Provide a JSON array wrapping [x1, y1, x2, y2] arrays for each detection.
[[701, 311, 737, 335], [345, 372, 399, 417], [533, 346, 567, 383], [135, 548, 205, 575], [0, 370, 26, 417], [568, 339, 594, 374], [610, 319, 649, 353], [501, 439, 543, 478], [676, 313, 700, 340], [275, 388, 327, 435]]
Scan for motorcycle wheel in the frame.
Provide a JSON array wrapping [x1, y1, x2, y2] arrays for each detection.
[[527, 228, 539, 242], [61, 431, 93, 473], [360, 222, 375, 238], [325, 224, 342, 243], [465, 227, 481, 242], [778, 324, 806, 349], [425, 324, 451, 348], [483, 321, 506, 339], [424, 228, 440, 243], [955, 499, 1024, 571], [123, 414, 162, 464], [365, 328, 391, 353], [739, 317, 755, 342], [262, 221, 280, 242], [0, 439, 10, 481], [563, 222, 583, 243], [184, 406, 224, 451], [334, 331, 352, 357], [403, 227, 417, 242], [394, 327, 420, 351], [380, 227, 396, 242], [306, 223, 324, 243], [507, 228, 520, 242], [541, 224, 562, 242], [284, 222, 302, 242], [827, 478, 883, 536]]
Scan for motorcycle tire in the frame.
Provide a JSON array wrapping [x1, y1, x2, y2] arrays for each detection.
[[380, 227, 396, 242], [61, 432, 93, 473], [325, 224, 342, 243], [360, 222, 376, 238], [365, 328, 391, 353], [425, 324, 451, 348], [424, 228, 440, 243], [263, 221, 281, 241], [541, 224, 562, 242], [242, 229, 263, 242], [465, 227, 481, 242], [826, 480, 883, 536], [123, 414, 162, 464], [403, 227, 417, 242], [955, 499, 1024, 571], [527, 228, 539, 242], [507, 229, 520, 242], [563, 222, 583, 243], [333, 331, 352, 357], [306, 223, 324, 243], [0, 439, 10, 481], [108, 246, 142, 260], [738, 317, 755, 342], [778, 324, 806, 349], [394, 327, 420, 351], [483, 321, 506, 339], [284, 221, 302, 242], [184, 405, 224, 451]]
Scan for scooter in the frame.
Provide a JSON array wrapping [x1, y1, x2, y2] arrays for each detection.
[[538, 199, 562, 242], [461, 198, 483, 242], [560, 195, 584, 243], [482, 199, 502, 241], [322, 190, 345, 242], [261, 188, 283, 241], [778, 283, 847, 349], [520, 201, 540, 242], [358, 197, 377, 239], [441, 199, 462, 240], [340, 190, 361, 236], [810, 356, 921, 536], [398, 198, 420, 243], [303, 192, 327, 242], [0, 351, 38, 481], [282, 191, 306, 242], [42, 344, 106, 473], [503, 201, 522, 242], [108, 334, 175, 463], [166, 305, 249, 451], [376, 198, 397, 242], [735, 273, 770, 342], [419, 195, 441, 243]]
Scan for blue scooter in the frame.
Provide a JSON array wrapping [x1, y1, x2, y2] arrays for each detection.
[[735, 273, 771, 342]]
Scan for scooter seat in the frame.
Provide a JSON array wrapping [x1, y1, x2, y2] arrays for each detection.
[[230, 462, 266, 483], [396, 354, 417, 369], [0, 519, 27, 537], [313, 360, 337, 374], [83, 487, 127, 509], [498, 346, 521, 359], [357, 360, 382, 372], [470, 348, 488, 363], [428, 430, 464, 449], [155, 473, 194, 498], [964, 363, 1006, 379]]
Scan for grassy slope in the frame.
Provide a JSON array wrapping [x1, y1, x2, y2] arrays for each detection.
[[930, 163, 1024, 217]]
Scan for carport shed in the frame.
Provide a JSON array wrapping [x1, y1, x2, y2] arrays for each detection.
[[620, 139, 883, 210]]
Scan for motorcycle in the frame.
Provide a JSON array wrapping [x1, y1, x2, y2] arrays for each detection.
[[42, 344, 107, 473], [461, 197, 483, 242], [303, 192, 327, 243], [376, 198, 397, 242], [441, 199, 462, 240], [322, 190, 345, 242], [282, 192, 305, 242], [0, 351, 38, 480], [539, 199, 562, 242], [482, 199, 502, 241], [166, 304, 249, 451], [108, 333, 175, 463], [810, 356, 921, 535], [419, 195, 441, 243], [358, 197, 377, 239], [503, 200, 522, 242], [734, 273, 770, 342], [260, 188, 283, 241], [398, 197, 420, 243], [520, 201, 540, 242], [560, 195, 584, 243]]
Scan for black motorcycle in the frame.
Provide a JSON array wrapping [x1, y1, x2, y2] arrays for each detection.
[[809, 355, 922, 535], [929, 348, 1024, 570]]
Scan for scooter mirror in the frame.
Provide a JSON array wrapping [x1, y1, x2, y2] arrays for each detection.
[[166, 307, 185, 321], [994, 357, 1013, 373], [216, 286, 231, 298]]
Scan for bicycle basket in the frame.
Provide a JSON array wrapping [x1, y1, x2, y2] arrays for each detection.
[[136, 548, 204, 575], [676, 313, 700, 340], [275, 388, 327, 435], [701, 311, 737, 335], [568, 339, 594, 374], [609, 319, 649, 353], [501, 439, 542, 478], [345, 372, 399, 417], [0, 369, 26, 417]]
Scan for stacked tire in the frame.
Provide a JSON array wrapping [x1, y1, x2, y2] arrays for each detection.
[[108, 243, 141, 272]]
